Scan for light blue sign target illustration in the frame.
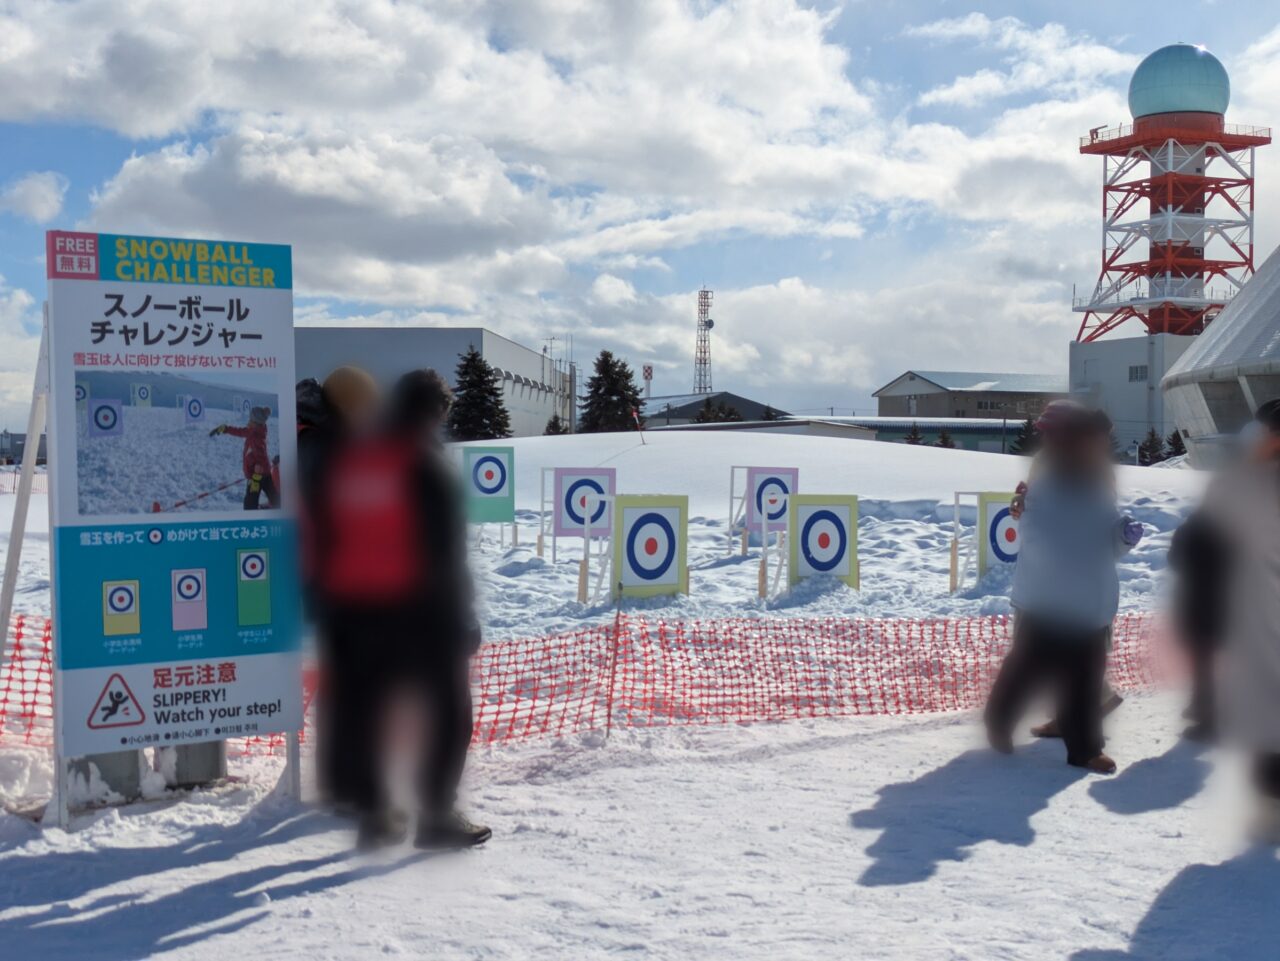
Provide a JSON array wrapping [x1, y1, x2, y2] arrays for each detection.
[[988, 506, 1021, 564], [624, 511, 677, 582], [463, 446, 515, 523], [800, 508, 848, 573], [88, 399, 123, 437], [185, 396, 205, 423]]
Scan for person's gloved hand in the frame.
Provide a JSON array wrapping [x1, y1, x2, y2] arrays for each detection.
[[209, 424, 227, 437], [248, 473, 262, 493], [1122, 518, 1144, 547]]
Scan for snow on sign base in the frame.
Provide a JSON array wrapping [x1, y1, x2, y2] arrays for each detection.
[[978, 491, 1019, 577], [613, 495, 689, 598], [744, 466, 798, 533], [463, 446, 516, 523], [788, 494, 859, 588], [45, 230, 303, 759], [553, 467, 617, 537]]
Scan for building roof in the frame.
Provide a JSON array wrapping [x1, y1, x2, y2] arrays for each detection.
[[801, 416, 1020, 433], [648, 419, 873, 435], [873, 370, 1067, 396], [640, 391, 786, 418]]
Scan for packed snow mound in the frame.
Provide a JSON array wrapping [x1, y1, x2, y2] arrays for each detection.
[[459, 430, 1207, 515]]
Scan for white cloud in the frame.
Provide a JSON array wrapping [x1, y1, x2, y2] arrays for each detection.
[[0, 171, 68, 223]]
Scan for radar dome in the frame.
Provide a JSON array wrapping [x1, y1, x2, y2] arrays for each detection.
[[1128, 43, 1230, 119]]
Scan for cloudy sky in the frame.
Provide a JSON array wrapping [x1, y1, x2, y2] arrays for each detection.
[[3, 0, 1280, 428]]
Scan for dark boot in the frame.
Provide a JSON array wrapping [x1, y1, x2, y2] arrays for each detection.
[[356, 809, 409, 851], [415, 810, 492, 849]]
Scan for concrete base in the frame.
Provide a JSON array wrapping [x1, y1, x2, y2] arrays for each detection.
[[165, 741, 227, 788], [70, 750, 143, 803]]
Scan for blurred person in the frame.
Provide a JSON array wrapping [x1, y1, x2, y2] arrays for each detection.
[[1198, 400, 1280, 841], [297, 368, 381, 814], [209, 404, 279, 509], [985, 403, 1143, 774], [310, 368, 488, 850], [1167, 505, 1231, 742]]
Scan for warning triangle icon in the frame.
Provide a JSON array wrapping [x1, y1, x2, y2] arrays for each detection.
[[87, 673, 146, 729]]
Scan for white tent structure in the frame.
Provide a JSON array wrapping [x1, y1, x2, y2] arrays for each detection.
[[1163, 245, 1280, 465]]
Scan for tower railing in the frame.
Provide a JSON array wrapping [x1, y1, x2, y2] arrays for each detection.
[[1081, 122, 1271, 148]]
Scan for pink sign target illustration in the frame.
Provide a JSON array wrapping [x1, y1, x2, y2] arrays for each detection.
[[553, 468, 616, 537], [745, 467, 798, 532]]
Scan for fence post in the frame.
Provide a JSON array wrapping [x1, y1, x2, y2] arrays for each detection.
[[603, 607, 625, 741]]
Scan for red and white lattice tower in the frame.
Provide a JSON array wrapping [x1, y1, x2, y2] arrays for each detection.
[[693, 288, 714, 393], [1074, 44, 1271, 342]]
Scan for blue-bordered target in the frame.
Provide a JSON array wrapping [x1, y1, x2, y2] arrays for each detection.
[[88, 399, 123, 437], [107, 583, 137, 614], [564, 478, 607, 527], [136, 385, 150, 401], [745, 466, 798, 532], [240, 550, 268, 581], [800, 509, 848, 574], [756, 477, 791, 523], [472, 454, 508, 496], [74, 383, 88, 404], [624, 511, 677, 581], [147, 527, 164, 545], [988, 506, 1020, 564], [185, 396, 205, 422], [175, 571, 204, 602]]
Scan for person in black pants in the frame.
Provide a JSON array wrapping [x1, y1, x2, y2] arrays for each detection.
[[1167, 507, 1231, 741]]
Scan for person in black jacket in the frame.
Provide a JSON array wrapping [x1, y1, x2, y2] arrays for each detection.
[[310, 368, 488, 850], [1168, 506, 1232, 741]]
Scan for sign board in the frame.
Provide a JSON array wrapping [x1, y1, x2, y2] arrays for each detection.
[[463, 446, 515, 523], [978, 491, 1020, 577], [788, 494, 859, 588], [612, 494, 689, 598], [642, 364, 653, 381], [45, 230, 302, 758], [744, 466, 798, 533], [552, 467, 616, 537]]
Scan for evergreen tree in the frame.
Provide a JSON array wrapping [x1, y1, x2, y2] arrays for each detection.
[[1138, 427, 1166, 465], [904, 421, 925, 445], [544, 413, 570, 435], [935, 427, 956, 449], [1167, 429, 1186, 458], [694, 399, 743, 423], [1009, 417, 1039, 456], [447, 345, 511, 441], [579, 350, 644, 433], [761, 404, 783, 422]]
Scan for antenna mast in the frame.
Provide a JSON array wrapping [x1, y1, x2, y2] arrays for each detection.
[[693, 288, 713, 393]]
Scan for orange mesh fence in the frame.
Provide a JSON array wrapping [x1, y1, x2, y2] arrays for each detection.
[[0, 612, 1172, 755]]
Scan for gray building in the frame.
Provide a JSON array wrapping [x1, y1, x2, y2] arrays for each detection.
[[641, 391, 786, 426], [873, 370, 1066, 421], [295, 326, 575, 437]]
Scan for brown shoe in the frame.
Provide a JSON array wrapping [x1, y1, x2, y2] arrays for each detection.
[[1030, 719, 1061, 739], [1070, 753, 1117, 775]]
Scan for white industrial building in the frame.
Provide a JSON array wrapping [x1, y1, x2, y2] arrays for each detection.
[[295, 326, 575, 437], [1163, 245, 1280, 465], [1069, 335, 1196, 450]]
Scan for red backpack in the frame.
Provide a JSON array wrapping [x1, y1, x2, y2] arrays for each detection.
[[315, 435, 426, 604]]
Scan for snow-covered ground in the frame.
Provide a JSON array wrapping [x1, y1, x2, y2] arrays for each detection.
[[1, 694, 1275, 960], [3, 432, 1256, 961]]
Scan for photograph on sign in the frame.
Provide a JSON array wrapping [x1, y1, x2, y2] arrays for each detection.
[[744, 466, 799, 533], [978, 491, 1020, 577], [463, 446, 516, 523], [72, 368, 281, 516], [788, 494, 859, 588], [45, 230, 303, 759], [553, 467, 617, 537], [612, 495, 689, 598]]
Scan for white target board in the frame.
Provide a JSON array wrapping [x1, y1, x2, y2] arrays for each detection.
[[463, 446, 515, 523], [87, 399, 123, 438], [553, 467, 616, 537], [978, 491, 1020, 576], [612, 495, 688, 598], [788, 495, 859, 588], [130, 383, 152, 407], [184, 395, 205, 424], [744, 466, 798, 533]]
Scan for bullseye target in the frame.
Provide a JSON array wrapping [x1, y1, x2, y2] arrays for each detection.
[[553, 468, 617, 537], [171, 568, 209, 631], [148, 528, 164, 545], [108, 584, 136, 614], [788, 495, 859, 588], [131, 383, 151, 407], [977, 492, 1021, 575], [88, 399, 123, 437], [185, 396, 205, 423], [472, 455, 507, 495], [463, 447, 516, 523], [613, 496, 688, 597], [75, 382, 88, 406], [239, 551, 268, 581], [102, 579, 141, 636], [744, 467, 799, 533], [175, 572, 204, 601]]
